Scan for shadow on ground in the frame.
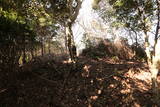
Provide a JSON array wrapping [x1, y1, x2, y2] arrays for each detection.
[[0, 56, 156, 107]]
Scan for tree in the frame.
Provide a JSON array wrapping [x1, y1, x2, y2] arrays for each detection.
[[105, 0, 160, 101], [0, 0, 51, 68], [64, 0, 82, 62], [0, 11, 37, 71]]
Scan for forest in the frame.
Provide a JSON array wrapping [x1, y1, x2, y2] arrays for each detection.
[[0, 0, 160, 106]]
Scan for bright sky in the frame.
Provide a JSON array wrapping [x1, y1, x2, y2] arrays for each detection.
[[72, 0, 157, 55], [72, 0, 109, 55]]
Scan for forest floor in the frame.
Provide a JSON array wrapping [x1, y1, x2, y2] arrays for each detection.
[[0, 55, 160, 107]]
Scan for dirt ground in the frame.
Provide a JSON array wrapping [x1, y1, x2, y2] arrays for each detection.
[[0, 56, 159, 107]]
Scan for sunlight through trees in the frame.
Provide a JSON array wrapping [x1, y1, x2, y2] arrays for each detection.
[[0, 0, 160, 106]]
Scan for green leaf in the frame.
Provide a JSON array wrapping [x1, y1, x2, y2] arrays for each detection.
[[114, 0, 124, 7], [39, 17, 46, 23]]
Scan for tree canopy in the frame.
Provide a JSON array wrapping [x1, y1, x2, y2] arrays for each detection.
[[1, 0, 160, 106]]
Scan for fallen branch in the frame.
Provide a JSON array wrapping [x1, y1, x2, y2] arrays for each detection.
[[102, 69, 127, 80], [30, 71, 57, 85]]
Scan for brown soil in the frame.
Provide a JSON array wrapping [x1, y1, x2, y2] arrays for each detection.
[[0, 56, 158, 107]]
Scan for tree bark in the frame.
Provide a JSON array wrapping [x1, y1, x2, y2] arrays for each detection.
[[41, 38, 44, 56], [144, 31, 159, 95], [44, 42, 46, 55], [153, 0, 160, 56], [48, 37, 51, 54], [137, 1, 160, 95], [65, 0, 82, 62], [65, 21, 76, 62], [150, 0, 160, 95]]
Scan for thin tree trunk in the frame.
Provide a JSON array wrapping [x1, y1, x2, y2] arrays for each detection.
[[22, 35, 26, 64], [48, 37, 51, 54], [30, 41, 34, 59], [66, 21, 76, 62], [65, 35, 68, 53], [151, 0, 160, 90], [144, 31, 159, 93], [153, 0, 160, 56], [144, 32, 152, 65], [151, 0, 160, 96], [44, 43, 46, 55], [31, 48, 34, 59], [41, 38, 44, 56], [35, 48, 38, 57]]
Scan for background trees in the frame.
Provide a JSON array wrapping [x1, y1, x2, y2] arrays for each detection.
[[0, 0, 160, 106], [101, 0, 160, 101], [0, 3, 36, 71]]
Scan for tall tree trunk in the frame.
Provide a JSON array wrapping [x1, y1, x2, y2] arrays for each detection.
[[137, 1, 160, 95], [150, 40, 160, 105], [153, 0, 160, 56], [151, 45, 159, 94], [65, 0, 82, 63], [66, 21, 77, 62], [151, 0, 160, 95], [144, 31, 159, 94]]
